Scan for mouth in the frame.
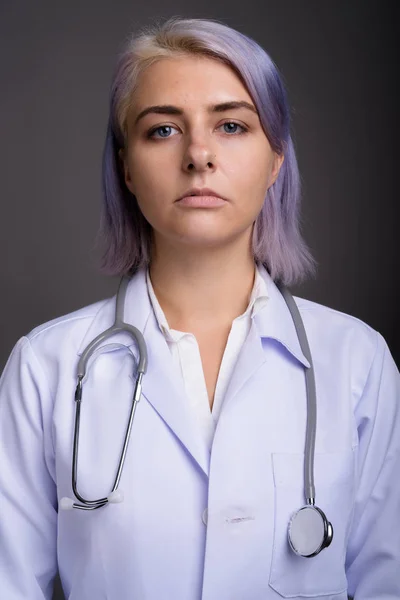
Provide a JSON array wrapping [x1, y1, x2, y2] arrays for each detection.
[[175, 195, 227, 208], [175, 187, 228, 202]]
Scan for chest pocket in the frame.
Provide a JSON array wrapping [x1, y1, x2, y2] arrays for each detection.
[[268, 449, 356, 598]]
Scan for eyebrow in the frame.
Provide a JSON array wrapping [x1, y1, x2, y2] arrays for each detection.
[[133, 100, 258, 125]]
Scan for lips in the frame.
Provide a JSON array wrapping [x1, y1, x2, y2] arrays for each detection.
[[176, 195, 227, 208], [176, 187, 228, 202]]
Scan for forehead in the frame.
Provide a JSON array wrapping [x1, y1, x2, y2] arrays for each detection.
[[132, 55, 252, 106]]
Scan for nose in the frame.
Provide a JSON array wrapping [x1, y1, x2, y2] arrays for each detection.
[[182, 137, 216, 173]]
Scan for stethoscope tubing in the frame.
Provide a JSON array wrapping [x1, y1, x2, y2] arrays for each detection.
[[70, 275, 147, 510], [71, 275, 317, 508], [62, 269, 332, 558], [275, 282, 317, 505]]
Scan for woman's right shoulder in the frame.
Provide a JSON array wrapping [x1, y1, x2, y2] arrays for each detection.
[[22, 294, 116, 360]]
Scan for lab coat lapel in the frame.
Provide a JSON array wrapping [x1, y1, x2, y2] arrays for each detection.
[[77, 268, 210, 477], [139, 308, 210, 476], [223, 319, 267, 406]]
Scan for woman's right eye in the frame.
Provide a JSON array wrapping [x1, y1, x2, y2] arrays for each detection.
[[147, 125, 179, 139]]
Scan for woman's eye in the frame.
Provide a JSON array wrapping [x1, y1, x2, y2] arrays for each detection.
[[220, 121, 247, 134], [147, 121, 248, 140], [148, 125, 179, 139]]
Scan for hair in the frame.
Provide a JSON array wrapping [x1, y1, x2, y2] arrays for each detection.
[[98, 16, 317, 286]]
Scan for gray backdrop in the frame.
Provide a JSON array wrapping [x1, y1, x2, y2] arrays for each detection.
[[0, 2, 398, 599]]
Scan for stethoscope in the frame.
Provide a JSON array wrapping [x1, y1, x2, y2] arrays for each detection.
[[60, 273, 333, 558]]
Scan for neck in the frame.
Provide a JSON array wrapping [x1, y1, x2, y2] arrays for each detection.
[[148, 232, 256, 332]]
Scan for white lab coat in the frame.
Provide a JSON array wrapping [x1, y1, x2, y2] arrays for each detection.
[[0, 266, 399, 600]]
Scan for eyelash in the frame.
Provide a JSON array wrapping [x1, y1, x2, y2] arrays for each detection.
[[147, 121, 249, 139]]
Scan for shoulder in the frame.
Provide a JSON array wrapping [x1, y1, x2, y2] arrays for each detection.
[[19, 268, 150, 370], [0, 295, 117, 398], [25, 296, 113, 359], [294, 294, 377, 340], [293, 294, 381, 383]]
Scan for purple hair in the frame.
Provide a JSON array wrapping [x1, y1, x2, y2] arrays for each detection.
[[98, 16, 317, 286]]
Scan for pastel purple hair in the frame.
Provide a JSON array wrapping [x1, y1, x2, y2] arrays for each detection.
[[98, 16, 317, 285]]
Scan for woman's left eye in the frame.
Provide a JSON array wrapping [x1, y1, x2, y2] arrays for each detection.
[[147, 121, 248, 139], [220, 121, 247, 134]]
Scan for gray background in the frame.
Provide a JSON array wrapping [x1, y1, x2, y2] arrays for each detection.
[[0, 1, 398, 598]]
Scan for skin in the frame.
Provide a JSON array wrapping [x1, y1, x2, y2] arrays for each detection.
[[120, 55, 284, 333]]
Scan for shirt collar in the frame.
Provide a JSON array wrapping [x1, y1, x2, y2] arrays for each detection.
[[146, 263, 269, 341], [77, 264, 310, 369]]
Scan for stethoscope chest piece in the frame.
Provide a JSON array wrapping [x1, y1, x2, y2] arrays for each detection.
[[288, 505, 333, 557]]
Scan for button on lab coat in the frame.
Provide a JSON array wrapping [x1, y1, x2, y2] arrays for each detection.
[[0, 267, 399, 599]]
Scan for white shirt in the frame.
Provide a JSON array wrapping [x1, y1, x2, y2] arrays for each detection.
[[146, 263, 269, 450]]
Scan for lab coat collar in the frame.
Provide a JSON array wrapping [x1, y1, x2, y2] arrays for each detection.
[[76, 265, 310, 477], [77, 264, 310, 368], [253, 266, 311, 369]]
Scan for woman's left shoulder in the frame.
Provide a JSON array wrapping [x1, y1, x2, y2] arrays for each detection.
[[293, 294, 395, 380], [294, 293, 376, 339], [294, 295, 399, 442]]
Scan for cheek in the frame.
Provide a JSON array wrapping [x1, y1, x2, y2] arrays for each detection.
[[226, 139, 271, 187], [128, 139, 179, 185], [127, 165, 167, 223], [228, 158, 270, 212], [127, 155, 167, 199]]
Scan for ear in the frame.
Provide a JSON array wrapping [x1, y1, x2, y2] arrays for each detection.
[[118, 148, 135, 194], [269, 153, 285, 188]]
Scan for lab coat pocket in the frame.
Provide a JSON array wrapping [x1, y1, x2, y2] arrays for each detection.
[[268, 449, 355, 597]]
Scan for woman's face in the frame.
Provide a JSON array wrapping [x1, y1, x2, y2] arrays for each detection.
[[121, 55, 284, 252]]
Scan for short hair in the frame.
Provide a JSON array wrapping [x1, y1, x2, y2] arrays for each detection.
[[98, 16, 317, 286]]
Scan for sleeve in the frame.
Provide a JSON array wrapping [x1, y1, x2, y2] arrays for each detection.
[[345, 331, 400, 599], [0, 337, 58, 599]]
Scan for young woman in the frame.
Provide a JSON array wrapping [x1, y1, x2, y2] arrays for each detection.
[[0, 16, 398, 600]]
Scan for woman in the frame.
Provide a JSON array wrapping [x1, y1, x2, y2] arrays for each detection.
[[0, 16, 399, 600]]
